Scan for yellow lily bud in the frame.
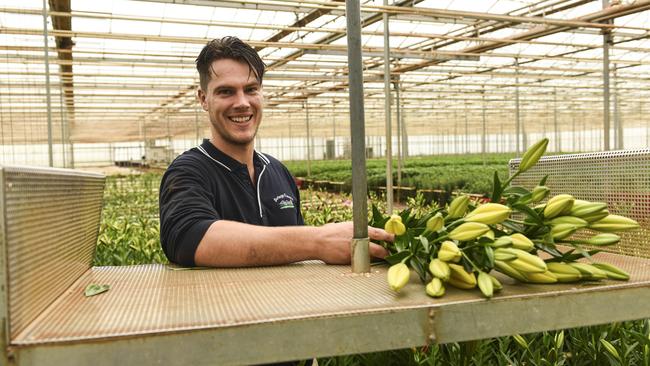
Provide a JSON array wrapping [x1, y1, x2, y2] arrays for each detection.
[[465, 203, 511, 225], [426, 213, 444, 232], [481, 230, 495, 240], [546, 262, 582, 282], [448, 222, 490, 241], [509, 248, 547, 273], [523, 270, 558, 284], [428, 258, 450, 281], [387, 263, 410, 292], [592, 262, 630, 281], [448, 263, 477, 289], [494, 260, 527, 282], [437, 241, 462, 263], [543, 194, 575, 219], [384, 216, 406, 236], [489, 273, 503, 291], [490, 236, 513, 248], [579, 209, 609, 223], [530, 185, 550, 203], [448, 195, 470, 218], [589, 214, 640, 233], [586, 233, 621, 246], [425, 277, 445, 297], [570, 200, 608, 218], [551, 223, 578, 240], [477, 272, 494, 298], [519, 138, 549, 173], [510, 233, 534, 251], [569, 262, 607, 280], [494, 248, 518, 262], [548, 216, 588, 228]]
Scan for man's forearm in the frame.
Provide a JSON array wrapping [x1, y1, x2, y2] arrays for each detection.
[[194, 220, 320, 267]]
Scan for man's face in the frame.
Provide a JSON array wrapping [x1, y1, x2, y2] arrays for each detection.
[[198, 59, 263, 150]]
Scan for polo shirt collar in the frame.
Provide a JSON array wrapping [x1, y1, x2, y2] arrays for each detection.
[[198, 139, 268, 172]]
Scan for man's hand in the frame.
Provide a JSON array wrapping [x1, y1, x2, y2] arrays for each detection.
[[315, 221, 393, 265]]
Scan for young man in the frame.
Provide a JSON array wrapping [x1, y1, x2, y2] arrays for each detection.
[[159, 37, 392, 267]]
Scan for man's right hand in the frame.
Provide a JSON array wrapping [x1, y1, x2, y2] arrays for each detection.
[[314, 221, 392, 265]]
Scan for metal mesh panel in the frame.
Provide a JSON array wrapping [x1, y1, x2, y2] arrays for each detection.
[[0, 166, 105, 339], [510, 149, 650, 258]]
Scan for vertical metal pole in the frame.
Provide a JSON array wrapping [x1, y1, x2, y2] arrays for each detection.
[[554, 88, 560, 152], [394, 81, 402, 196], [346, 0, 369, 273], [383, 1, 393, 214], [515, 58, 521, 155], [639, 102, 650, 146], [613, 65, 618, 149], [42, 0, 53, 167], [332, 98, 336, 159], [614, 65, 622, 149], [59, 86, 66, 168], [305, 101, 311, 176], [464, 101, 469, 154], [603, 0, 611, 151], [572, 105, 576, 151], [481, 88, 486, 165], [288, 119, 293, 160], [143, 117, 148, 164]]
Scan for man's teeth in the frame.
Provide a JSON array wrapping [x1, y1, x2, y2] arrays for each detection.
[[230, 116, 252, 122]]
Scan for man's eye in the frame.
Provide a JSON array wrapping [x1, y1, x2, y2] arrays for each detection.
[[246, 87, 259, 94], [217, 89, 233, 95]]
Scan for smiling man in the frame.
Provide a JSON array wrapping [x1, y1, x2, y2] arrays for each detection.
[[159, 37, 392, 268]]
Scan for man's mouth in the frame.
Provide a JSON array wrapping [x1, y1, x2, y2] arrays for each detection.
[[229, 115, 253, 123]]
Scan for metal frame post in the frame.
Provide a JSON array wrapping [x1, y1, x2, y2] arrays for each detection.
[[383, 0, 393, 214], [305, 100, 311, 177], [346, 0, 369, 273], [515, 57, 521, 155], [603, 0, 611, 151], [554, 88, 560, 152], [42, 0, 54, 167]]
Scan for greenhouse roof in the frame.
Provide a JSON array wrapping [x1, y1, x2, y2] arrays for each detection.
[[0, 0, 649, 143]]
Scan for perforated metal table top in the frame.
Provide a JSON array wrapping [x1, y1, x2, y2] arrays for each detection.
[[13, 251, 650, 347]]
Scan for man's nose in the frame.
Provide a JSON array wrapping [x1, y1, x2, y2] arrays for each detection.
[[233, 90, 250, 108]]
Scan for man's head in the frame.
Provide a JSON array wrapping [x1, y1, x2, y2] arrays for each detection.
[[196, 37, 266, 92], [196, 37, 265, 155]]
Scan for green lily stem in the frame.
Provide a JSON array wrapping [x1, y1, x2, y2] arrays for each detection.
[[460, 251, 482, 273], [505, 218, 537, 226], [400, 254, 413, 264], [501, 170, 522, 190]]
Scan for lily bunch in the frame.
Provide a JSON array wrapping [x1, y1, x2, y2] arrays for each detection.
[[375, 138, 640, 299]]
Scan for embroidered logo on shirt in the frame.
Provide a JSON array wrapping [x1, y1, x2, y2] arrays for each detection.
[[273, 193, 295, 210]]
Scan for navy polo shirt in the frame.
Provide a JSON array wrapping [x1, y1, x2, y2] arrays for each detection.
[[159, 139, 304, 266]]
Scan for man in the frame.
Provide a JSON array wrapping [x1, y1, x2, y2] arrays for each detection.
[[159, 37, 392, 268]]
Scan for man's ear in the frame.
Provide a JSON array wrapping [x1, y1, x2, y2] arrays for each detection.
[[197, 88, 208, 111]]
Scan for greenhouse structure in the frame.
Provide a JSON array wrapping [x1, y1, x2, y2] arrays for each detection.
[[0, 0, 650, 365]]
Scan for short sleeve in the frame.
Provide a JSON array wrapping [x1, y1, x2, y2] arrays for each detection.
[[159, 156, 220, 266]]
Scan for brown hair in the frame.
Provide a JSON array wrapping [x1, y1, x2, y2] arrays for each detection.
[[195, 37, 266, 91]]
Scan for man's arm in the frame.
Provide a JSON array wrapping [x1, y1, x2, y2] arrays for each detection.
[[194, 220, 392, 267]]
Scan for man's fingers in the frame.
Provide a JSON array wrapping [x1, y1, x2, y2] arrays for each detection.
[[368, 226, 395, 242], [369, 243, 389, 259]]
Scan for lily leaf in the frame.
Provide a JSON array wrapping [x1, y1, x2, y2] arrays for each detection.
[[511, 203, 544, 226], [385, 251, 411, 265], [419, 236, 430, 254], [503, 186, 530, 197], [84, 284, 110, 297], [491, 170, 503, 202], [539, 175, 549, 186]]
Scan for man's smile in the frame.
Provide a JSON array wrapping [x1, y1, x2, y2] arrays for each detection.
[[228, 115, 253, 123]]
